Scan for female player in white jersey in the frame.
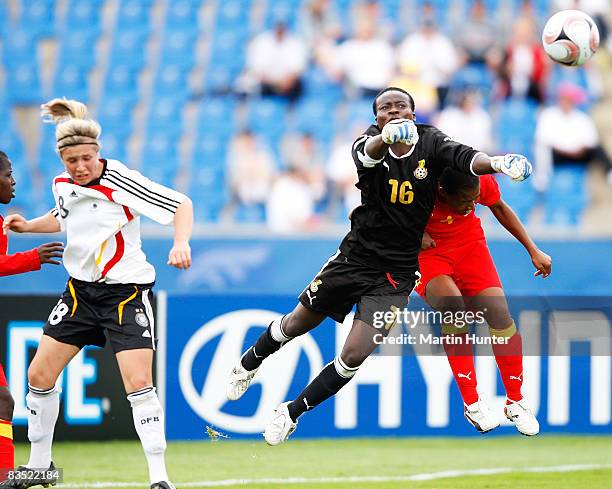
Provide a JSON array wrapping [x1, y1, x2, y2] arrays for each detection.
[[1, 99, 193, 489]]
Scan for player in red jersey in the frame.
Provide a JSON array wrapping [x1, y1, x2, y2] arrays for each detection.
[[415, 167, 551, 436], [0, 151, 63, 482]]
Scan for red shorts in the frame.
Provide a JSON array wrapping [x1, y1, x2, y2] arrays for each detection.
[[0, 364, 6, 388], [416, 239, 502, 298]]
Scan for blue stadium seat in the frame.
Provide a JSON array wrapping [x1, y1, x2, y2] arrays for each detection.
[[235, 202, 266, 224], [154, 64, 190, 100], [450, 64, 495, 98], [7, 63, 42, 105], [65, 0, 104, 34], [57, 30, 100, 69], [544, 165, 588, 226], [0, 128, 25, 163], [165, 0, 201, 31], [191, 135, 227, 167], [215, 0, 250, 29], [104, 64, 140, 99], [160, 29, 198, 68], [496, 99, 539, 160], [293, 98, 336, 141], [2, 29, 37, 68], [147, 96, 185, 136], [302, 66, 343, 103], [19, 0, 55, 38], [141, 130, 179, 171], [208, 29, 247, 72], [117, 0, 153, 28], [547, 65, 595, 109], [203, 65, 241, 95], [346, 99, 376, 127], [245, 98, 289, 136], [53, 64, 90, 102], [195, 97, 237, 136], [97, 96, 137, 135], [110, 29, 150, 69], [100, 132, 128, 162], [496, 175, 537, 222]]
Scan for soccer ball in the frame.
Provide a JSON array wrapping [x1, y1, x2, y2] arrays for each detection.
[[542, 10, 599, 66]]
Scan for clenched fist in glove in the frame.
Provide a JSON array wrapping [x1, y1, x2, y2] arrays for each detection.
[[490, 154, 533, 182], [381, 118, 419, 146]]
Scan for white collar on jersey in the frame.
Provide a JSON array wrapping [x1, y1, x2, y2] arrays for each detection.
[[389, 144, 416, 159]]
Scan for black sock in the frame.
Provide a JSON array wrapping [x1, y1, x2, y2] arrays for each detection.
[[287, 361, 354, 422], [241, 325, 283, 371]]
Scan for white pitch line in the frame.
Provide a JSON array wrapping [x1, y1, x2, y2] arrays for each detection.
[[58, 463, 612, 488]]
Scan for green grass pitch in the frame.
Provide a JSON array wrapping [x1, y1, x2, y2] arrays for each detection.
[[14, 435, 612, 488]]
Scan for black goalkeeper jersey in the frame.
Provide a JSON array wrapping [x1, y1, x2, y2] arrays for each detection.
[[339, 124, 481, 273]]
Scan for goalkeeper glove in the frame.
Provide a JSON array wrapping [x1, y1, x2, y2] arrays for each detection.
[[381, 119, 419, 146], [490, 154, 533, 181]]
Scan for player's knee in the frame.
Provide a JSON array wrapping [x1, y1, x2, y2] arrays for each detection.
[[436, 296, 466, 315], [339, 348, 367, 369], [0, 388, 14, 421], [127, 375, 153, 393], [27, 364, 56, 390]]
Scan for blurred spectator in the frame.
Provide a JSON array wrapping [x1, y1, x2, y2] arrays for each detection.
[[533, 83, 612, 191], [391, 62, 438, 123], [495, 17, 548, 104], [228, 130, 276, 208], [240, 22, 308, 101], [455, 0, 498, 66], [435, 90, 494, 154], [324, 15, 395, 97], [397, 18, 459, 109], [280, 132, 327, 201], [267, 166, 317, 233], [299, 0, 342, 48], [326, 126, 362, 219]]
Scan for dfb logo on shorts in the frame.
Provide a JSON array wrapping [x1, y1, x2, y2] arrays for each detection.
[[135, 309, 149, 328]]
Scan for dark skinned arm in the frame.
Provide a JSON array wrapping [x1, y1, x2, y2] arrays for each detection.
[[488, 199, 552, 278]]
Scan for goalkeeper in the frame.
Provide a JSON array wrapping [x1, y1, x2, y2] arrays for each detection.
[[227, 87, 534, 445]]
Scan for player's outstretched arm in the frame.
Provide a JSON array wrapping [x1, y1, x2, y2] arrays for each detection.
[[167, 197, 193, 270], [488, 199, 552, 278], [471, 153, 532, 182], [2, 212, 60, 235]]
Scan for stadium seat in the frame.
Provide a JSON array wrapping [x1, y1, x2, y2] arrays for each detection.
[[2, 29, 38, 68], [293, 98, 336, 141], [154, 64, 190, 100], [203, 65, 242, 95], [160, 29, 198, 69], [147, 96, 185, 136], [544, 165, 588, 226], [302, 66, 343, 103], [100, 132, 128, 162], [496, 175, 537, 222], [141, 130, 179, 173], [53, 64, 90, 103], [104, 64, 140, 99], [0, 127, 25, 164], [19, 0, 55, 38], [263, 0, 301, 30], [195, 97, 238, 136], [64, 0, 104, 34], [208, 29, 247, 73], [7, 63, 42, 105], [192, 135, 227, 167], [97, 96, 137, 135], [57, 30, 100, 69], [215, 0, 250, 29], [117, 0, 154, 28], [165, 0, 202, 32], [245, 98, 289, 136], [496, 98, 539, 160], [109, 29, 150, 70], [234, 202, 266, 223]]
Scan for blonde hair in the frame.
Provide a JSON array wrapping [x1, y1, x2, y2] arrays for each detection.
[[41, 98, 101, 153]]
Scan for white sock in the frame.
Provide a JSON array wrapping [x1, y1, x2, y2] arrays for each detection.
[[26, 384, 60, 469], [127, 387, 169, 484]]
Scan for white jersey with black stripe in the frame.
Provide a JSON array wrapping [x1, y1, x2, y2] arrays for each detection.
[[50, 158, 186, 284]]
